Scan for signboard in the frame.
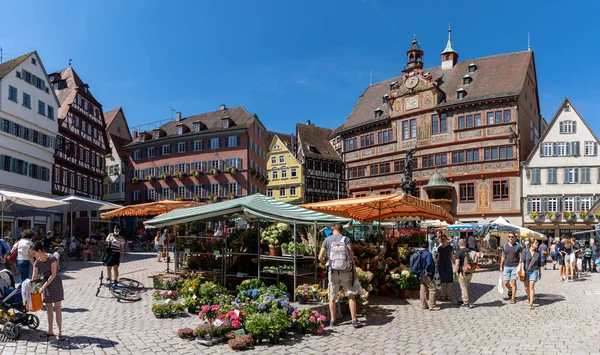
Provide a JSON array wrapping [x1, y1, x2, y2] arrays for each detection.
[[213, 250, 221, 256]]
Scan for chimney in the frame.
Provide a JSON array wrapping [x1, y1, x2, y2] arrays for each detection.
[[307, 120, 311, 125], [133, 130, 138, 139], [176, 112, 182, 121], [220, 104, 227, 111]]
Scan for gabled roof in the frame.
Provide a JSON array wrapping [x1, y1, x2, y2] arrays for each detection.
[[0, 52, 34, 79], [334, 51, 533, 135], [524, 98, 600, 164], [104, 107, 121, 128], [266, 131, 294, 152], [109, 133, 132, 159], [125, 106, 257, 148], [104, 107, 133, 141], [49, 66, 102, 119], [296, 123, 341, 161]]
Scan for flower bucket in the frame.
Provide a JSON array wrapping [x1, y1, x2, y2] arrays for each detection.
[[297, 296, 307, 304], [269, 247, 278, 256]]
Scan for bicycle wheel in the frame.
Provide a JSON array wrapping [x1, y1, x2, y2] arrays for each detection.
[[119, 278, 145, 291], [110, 287, 141, 302], [59, 253, 69, 270]]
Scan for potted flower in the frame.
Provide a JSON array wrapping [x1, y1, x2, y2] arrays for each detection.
[[260, 222, 291, 256], [581, 211, 594, 221], [145, 175, 154, 182], [530, 211, 544, 221], [175, 196, 184, 202], [131, 177, 139, 184], [152, 290, 178, 301], [208, 194, 218, 202], [177, 327, 196, 340], [228, 334, 253, 351], [291, 309, 325, 335], [595, 212, 600, 221], [295, 284, 311, 304], [192, 195, 202, 202], [226, 166, 237, 174], [199, 304, 221, 324], [564, 211, 575, 221], [174, 171, 185, 178], [183, 295, 200, 314], [190, 169, 201, 178], [209, 168, 219, 176], [386, 266, 419, 297], [227, 193, 235, 201]]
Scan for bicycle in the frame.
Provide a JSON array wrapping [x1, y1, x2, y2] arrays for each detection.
[[54, 247, 69, 271], [95, 271, 145, 302]]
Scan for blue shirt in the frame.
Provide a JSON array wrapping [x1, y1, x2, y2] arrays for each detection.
[[413, 249, 435, 280]]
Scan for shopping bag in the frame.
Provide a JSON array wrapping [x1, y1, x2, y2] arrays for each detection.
[[26, 292, 43, 312], [497, 276, 503, 294]]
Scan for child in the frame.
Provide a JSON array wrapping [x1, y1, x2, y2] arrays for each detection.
[[583, 242, 593, 273]]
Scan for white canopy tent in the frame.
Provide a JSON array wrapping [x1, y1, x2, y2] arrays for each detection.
[[0, 190, 71, 238], [490, 216, 547, 241], [55, 195, 121, 238]]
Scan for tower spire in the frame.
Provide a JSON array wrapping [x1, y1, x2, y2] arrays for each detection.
[[441, 23, 456, 54]]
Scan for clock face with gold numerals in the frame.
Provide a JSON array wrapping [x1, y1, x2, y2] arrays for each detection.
[[405, 95, 419, 110], [405, 76, 419, 89]]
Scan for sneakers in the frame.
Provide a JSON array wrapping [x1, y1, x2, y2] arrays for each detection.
[[352, 320, 364, 328]]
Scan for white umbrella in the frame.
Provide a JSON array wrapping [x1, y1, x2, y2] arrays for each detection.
[[0, 190, 71, 238], [55, 195, 121, 238]]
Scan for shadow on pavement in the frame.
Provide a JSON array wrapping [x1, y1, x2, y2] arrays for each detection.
[[466, 282, 495, 303], [533, 293, 565, 306], [60, 252, 156, 274], [60, 307, 89, 313], [19, 330, 119, 350]]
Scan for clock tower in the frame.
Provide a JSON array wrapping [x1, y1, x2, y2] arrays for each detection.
[[405, 35, 424, 72]]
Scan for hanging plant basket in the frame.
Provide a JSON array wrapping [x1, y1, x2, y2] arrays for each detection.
[[131, 177, 139, 184], [145, 175, 155, 182], [209, 169, 219, 176], [226, 167, 237, 174]]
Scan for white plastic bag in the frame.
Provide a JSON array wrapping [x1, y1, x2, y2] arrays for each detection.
[[497, 276, 503, 294]]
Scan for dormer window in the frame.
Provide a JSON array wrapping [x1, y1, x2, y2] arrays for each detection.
[[468, 63, 477, 73], [222, 119, 229, 129], [565, 104, 571, 112], [390, 81, 398, 91], [382, 94, 389, 104], [462, 75, 472, 85], [374, 107, 384, 119], [177, 126, 183, 135], [457, 88, 466, 100], [194, 123, 200, 132], [140, 135, 145, 142], [154, 130, 160, 139]]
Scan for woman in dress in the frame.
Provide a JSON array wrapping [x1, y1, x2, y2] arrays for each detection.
[[11, 229, 35, 281], [519, 239, 542, 310], [105, 226, 126, 283], [30, 242, 65, 341], [436, 232, 455, 301], [562, 238, 573, 282], [155, 231, 163, 262]]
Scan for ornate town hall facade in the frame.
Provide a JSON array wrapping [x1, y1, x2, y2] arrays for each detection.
[[332, 29, 542, 224]]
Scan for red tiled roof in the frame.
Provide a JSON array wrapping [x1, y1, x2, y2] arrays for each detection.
[[296, 123, 341, 161], [104, 107, 121, 128], [335, 51, 532, 134]]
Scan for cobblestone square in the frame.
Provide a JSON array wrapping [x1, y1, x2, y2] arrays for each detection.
[[2, 254, 600, 354]]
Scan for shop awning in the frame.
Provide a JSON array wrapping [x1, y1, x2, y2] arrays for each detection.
[[299, 193, 456, 223], [56, 195, 122, 212], [143, 194, 350, 228], [446, 224, 474, 231], [490, 216, 547, 241], [101, 200, 204, 218]]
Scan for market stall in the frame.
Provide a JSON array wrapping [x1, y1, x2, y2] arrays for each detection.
[[56, 195, 121, 239], [144, 194, 350, 298], [100, 200, 203, 219]]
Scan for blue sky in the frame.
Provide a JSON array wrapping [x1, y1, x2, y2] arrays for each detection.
[[2, 0, 600, 136]]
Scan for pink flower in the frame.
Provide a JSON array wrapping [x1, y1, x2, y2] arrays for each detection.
[[319, 315, 326, 322], [309, 316, 316, 323], [198, 312, 204, 319], [211, 305, 220, 312], [220, 314, 227, 320], [317, 324, 324, 334], [201, 305, 210, 313], [232, 320, 241, 329]]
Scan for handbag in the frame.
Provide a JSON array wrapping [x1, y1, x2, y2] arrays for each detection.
[[26, 292, 43, 312], [518, 251, 537, 282], [7, 241, 19, 264]]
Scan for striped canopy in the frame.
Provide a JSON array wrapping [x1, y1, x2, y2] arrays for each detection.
[[143, 194, 350, 228], [300, 193, 456, 223], [101, 200, 204, 218]]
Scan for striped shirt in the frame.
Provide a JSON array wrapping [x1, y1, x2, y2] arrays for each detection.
[[106, 234, 125, 253]]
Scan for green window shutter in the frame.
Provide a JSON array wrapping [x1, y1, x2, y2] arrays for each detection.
[[526, 198, 532, 213], [573, 121, 577, 134], [559, 122, 564, 133]]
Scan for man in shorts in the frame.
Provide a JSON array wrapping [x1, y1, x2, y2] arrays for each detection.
[[319, 223, 363, 328], [500, 233, 521, 303], [556, 237, 566, 280]]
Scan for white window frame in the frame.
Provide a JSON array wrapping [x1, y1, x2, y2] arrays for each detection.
[[178, 186, 186, 199], [193, 123, 200, 132], [581, 197, 593, 211], [228, 136, 238, 147], [291, 167, 298, 178], [211, 183, 220, 196], [547, 197, 558, 212], [531, 197, 541, 212], [566, 168, 577, 183], [290, 186, 297, 196], [147, 147, 155, 158], [222, 119, 229, 129], [563, 121, 573, 134], [279, 187, 286, 197], [585, 141, 597, 156], [564, 197, 575, 212], [162, 187, 171, 200], [228, 182, 238, 196], [193, 140, 203, 151], [133, 150, 141, 160], [267, 188, 273, 197], [177, 126, 183, 135], [278, 155, 285, 163], [281, 167, 288, 179], [272, 168, 278, 179], [148, 189, 156, 201], [271, 156, 276, 164], [161, 145, 171, 155], [210, 138, 220, 149], [133, 190, 140, 202], [177, 142, 186, 153], [556, 143, 567, 156], [543, 143, 553, 157]]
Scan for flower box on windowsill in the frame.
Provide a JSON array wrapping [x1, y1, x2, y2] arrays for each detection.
[[549, 213, 562, 221]]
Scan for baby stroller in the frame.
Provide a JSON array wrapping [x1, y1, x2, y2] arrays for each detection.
[[0, 270, 40, 339]]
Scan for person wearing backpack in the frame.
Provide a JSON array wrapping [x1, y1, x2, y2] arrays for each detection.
[[500, 232, 521, 304], [454, 239, 474, 308], [318, 223, 363, 328], [410, 247, 440, 311]]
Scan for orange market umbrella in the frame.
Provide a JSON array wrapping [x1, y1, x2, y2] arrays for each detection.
[[300, 193, 456, 224], [100, 200, 204, 219]]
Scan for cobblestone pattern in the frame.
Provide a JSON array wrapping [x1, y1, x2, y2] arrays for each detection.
[[2, 256, 600, 354]]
